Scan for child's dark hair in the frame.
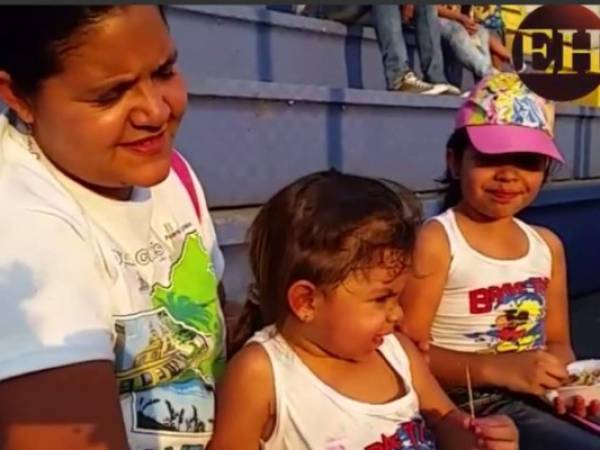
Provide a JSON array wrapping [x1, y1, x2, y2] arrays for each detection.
[[0, 6, 166, 97], [439, 127, 470, 211], [440, 127, 557, 211], [229, 170, 422, 355]]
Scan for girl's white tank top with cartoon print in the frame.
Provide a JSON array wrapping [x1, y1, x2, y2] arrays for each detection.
[[248, 326, 436, 450], [429, 208, 552, 354]]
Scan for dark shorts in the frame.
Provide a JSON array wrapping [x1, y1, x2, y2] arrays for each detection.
[[448, 387, 600, 450]]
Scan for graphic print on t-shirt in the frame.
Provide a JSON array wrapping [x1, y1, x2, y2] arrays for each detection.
[[465, 276, 548, 353], [114, 232, 224, 440], [364, 419, 436, 450]]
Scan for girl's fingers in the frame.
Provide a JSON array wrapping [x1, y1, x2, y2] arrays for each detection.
[[475, 424, 517, 441], [472, 415, 513, 429], [472, 417, 517, 441], [462, 415, 474, 431], [571, 395, 587, 417], [588, 399, 600, 417], [540, 372, 564, 389], [553, 397, 567, 415]]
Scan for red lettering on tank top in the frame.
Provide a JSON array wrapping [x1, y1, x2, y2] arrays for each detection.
[[468, 277, 549, 314]]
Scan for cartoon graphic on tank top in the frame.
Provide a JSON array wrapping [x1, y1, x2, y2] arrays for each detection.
[[465, 277, 548, 353], [364, 418, 436, 450]]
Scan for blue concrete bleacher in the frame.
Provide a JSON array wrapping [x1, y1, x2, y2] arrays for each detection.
[[3, 6, 596, 354], [164, 6, 600, 357], [167, 5, 596, 206], [171, 4, 600, 356]]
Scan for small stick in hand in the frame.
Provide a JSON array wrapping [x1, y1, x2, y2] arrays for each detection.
[[466, 364, 475, 421]]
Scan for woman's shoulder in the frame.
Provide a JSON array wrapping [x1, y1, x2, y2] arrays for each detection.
[[0, 159, 88, 237], [0, 124, 86, 230]]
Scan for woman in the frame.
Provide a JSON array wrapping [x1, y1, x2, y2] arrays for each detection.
[[0, 6, 226, 450]]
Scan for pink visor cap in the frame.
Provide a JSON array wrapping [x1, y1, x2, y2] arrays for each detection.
[[455, 73, 565, 163]]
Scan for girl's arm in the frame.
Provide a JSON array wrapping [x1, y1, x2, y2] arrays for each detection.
[[489, 33, 511, 61], [208, 344, 274, 450], [437, 6, 478, 34], [400, 220, 490, 388], [428, 344, 567, 395], [532, 228, 600, 416], [437, 5, 463, 21], [400, 221, 451, 343], [397, 334, 518, 450], [534, 227, 575, 365]]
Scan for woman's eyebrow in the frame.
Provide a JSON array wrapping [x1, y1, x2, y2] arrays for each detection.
[[87, 75, 138, 97], [87, 50, 179, 96]]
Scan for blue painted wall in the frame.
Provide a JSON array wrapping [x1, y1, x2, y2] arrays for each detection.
[[2, 6, 599, 355]]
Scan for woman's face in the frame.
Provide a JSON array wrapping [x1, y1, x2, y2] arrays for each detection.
[[20, 6, 187, 198]]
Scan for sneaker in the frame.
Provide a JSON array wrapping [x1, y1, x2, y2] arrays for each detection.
[[440, 83, 461, 96], [391, 71, 447, 95]]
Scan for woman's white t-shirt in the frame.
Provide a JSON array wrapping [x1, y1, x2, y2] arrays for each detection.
[[249, 326, 437, 450], [0, 114, 225, 450]]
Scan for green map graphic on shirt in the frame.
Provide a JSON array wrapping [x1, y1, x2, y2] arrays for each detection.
[[151, 232, 225, 382], [113, 232, 225, 436]]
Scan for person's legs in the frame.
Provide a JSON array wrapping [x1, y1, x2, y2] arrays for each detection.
[[438, 17, 493, 78], [473, 25, 492, 73], [369, 5, 411, 89], [321, 5, 446, 94], [412, 5, 447, 84], [315, 5, 370, 24], [483, 397, 600, 450]]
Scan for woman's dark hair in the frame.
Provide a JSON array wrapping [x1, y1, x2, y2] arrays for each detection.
[[0, 6, 166, 97], [229, 170, 422, 355], [439, 127, 557, 211]]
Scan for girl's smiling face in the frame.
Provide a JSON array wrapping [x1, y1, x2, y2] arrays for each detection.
[[452, 146, 548, 219]]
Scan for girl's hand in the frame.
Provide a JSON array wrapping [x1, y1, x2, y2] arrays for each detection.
[[554, 395, 600, 418], [488, 350, 568, 396], [401, 4, 414, 23], [458, 14, 478, 34], [462, 415, 518, 450]]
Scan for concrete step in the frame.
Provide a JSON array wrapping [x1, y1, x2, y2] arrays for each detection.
[[176, 77, 600, 208], [167, 5, 386, 90], [215, 180, 600, 303]]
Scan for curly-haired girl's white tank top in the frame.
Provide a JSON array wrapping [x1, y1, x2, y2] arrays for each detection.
[[248, 326, 436, 450]]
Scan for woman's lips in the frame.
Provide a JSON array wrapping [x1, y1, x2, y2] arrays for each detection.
[[120, 132, 167, 156]]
